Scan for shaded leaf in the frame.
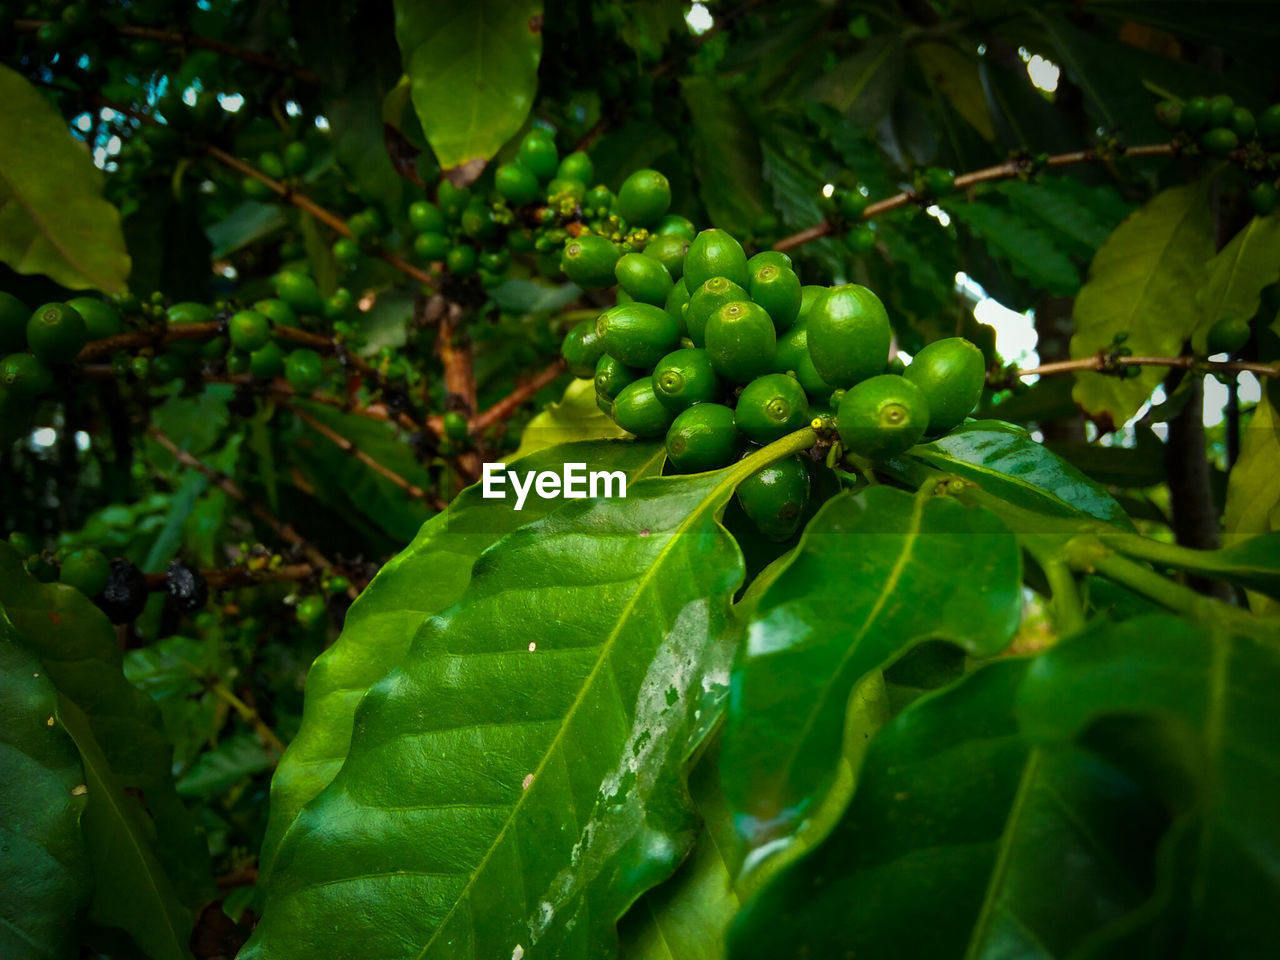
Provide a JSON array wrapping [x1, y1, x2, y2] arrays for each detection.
[[809, 36, 904, 127], [176, 734, 274, 799], [944, 198, 1081, 296], [0, 65, 130, 292], [681, 77, 767, 236], [0, 620, 90, 960], [246, 464, 760, 959], [512, 379, 626, 460], [393, 0, 542, 178], [913, 43, 995, 140], [1192, 214, 1280, 353], [488, 277, 582, 314], [721, 486, 1022, 847], [1070, 180, 1215, 429], [1225, 394, 1280, 539], [205, 201, 287, 259], [257, 440, 665, 878], [996, 176, 1133, 259]]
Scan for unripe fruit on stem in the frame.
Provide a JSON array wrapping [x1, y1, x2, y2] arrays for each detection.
[[735, 373, 810, 444], [562, 235, 620, 288], [1231, 106, 1256, 139], [284, 141, 310, 174], [749, 263, 802, 331], [1201, 127, 1238, 155], [229, 310, 272, 352], [665, 403, 742, 472], [518, 128, 559, 182], [0, 353, 53, 397], [495, 162, 541, 206], [59, 548, 110, 597], [332, 237, 361, 265], [297, 594, 327, 626], [807, 284, 891, 388], [747, 250, 792, 274], [903, 337, 986, 434], [274, 272, 325, 315], [151, 353, 185, 384], [447, 245, 477, 275], [408, 201, 445, 234], [561, 318, 607, 378], [1182, 96, 1210, 131], [414, 232, 451, 261], [686, 276, 748, 346], [1208, 94, 1234, 128], [838, 188, 869, 220], [737, 455, 809, 541], [594, 354, 641, 403], [665, 278, 690, 338], [598, 302, 681, 367], [652, 347, 719, 411], [250, 341, 286, 379], [704, 301, 776, 383], [557, 151, 594, 185], [616, 253, 674, 305], [618, 169, 672, 227], [1249, 181, 1277, 216], [837, 374, 930, 460], [285, 348, 324, 394], [644, 234, 689, 280], [611, 378, 675, 438], [437, 181, 471, 221], [1155, 100, 1182, 130], [654, 214, 697, 242], [443, 411, 469, 444], [1259, 104, 1280, 147], [67, 298, 123, 340], [1206, 317, 1251, 356], [797, 286, 825, 324], [27, 302, 87, 363], [684, 229, 750, 291]]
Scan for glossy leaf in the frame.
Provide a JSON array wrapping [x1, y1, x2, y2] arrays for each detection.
[[1070, 180, 1215, 429], [809, 36, 904, 127], [258, 439, 665, 878], [721, 485, 1022, 847], [245, 465, 757, 960], [393, 0, 542, 179], [0, 621, 90, 960], [1191, 213, 1280, 353], [681, 77, 767, 237], [728, 659, 1166, 959], [0, 546, 208, 960], [0, 65, 130, 292], [512, 379, 627, 461], [944, 198, 1081, 296], [1224, 395, 1280, 611], [1103, 532, 1280, 600], [912, 43, 994, 140], [900, 420, 1133, 529]]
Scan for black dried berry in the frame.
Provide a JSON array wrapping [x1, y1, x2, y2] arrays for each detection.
[[95, 558, 148, 624], [165, 560, 208, 612]]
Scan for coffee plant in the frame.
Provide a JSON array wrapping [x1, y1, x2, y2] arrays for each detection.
[[2, 1, 1279, 958]]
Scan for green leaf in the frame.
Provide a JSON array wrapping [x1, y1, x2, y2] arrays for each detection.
[[996, 176, 1133, 259], [0, 65, 130, 292], [809, 36, 904, 127], [393, 0, 543, 180], [176, 733, 274, 799], [488, 277, 583, 314], [944, 198, 1081, 296], [1192, 214, 1280, 353], [721, 485, 1022, 847], [728, 658, 1166, 959], [0, 619, 91, 960], [1225, 393, 1280, 540], [205, 201, 287, 259], [681, 77, 767, 237], [257, 440, 665, 878], [245, 461, 763, 959], [1101, 532, 1280, 601], [900, 420, 1133, 529], [0, 545, 209, 959], [512, 379, 627, 460], [1019, 615, 1280, 953], [1070, 180, 1215, 429], [912, 43, 995, 140]]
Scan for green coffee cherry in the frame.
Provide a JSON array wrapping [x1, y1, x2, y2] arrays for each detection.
[[296, 594, 327, 626], [684, 228, 751, 291], [594, 353, 641, 403], [285, 348, 324, 393], [1206, 317, 1251, 356], [8, 532, 37, 557], [903, 337, 985, 434], [807, 284, 891, 388], [837, 374, 930, 460], [437, 181, 471, 221], [797, 286, 825, 324], [615, 253, 674, 305], [747, 251, 792, 274], [1155, 100, 1182, 130], [518, 128, 559, 181], [749, 263, 802, 331], [332, 237, 362, 265], [654, 214, 697, 241], [644, 234, 689, 280], [1231, 106, 1256, 139], [839, 189, 869, 220], [460, 202, 498, 240], [686, 276, 748, 346], [229, 310, 272, 352], [704, 301, 776, 383], [447, 245, 478, 275], [735, 373, 809, 444], [27, 302, 87, 364], [150, 353, 185, 384], [1208, 94, 1234, 128], [561, 318, 607, 378], [67, 297, 123, 340], [0, 292, 29, 353], [598, 302, 681, 368], [844, 224, 876, 254], [652, 347, 719, 411], [617, 169, 672, 227], [249, 341, 286, 379], [737, 455, 809, 541], [0, 353, 54, 398], [1182, 96, 1211, 131], [1249, 181, 1277, 216], [1201, 127, 1238, 155], [274, 272, 326, 315], [546, 177, 586, 204], [495, 162, 541, 206], [611, 377, 675, 438], [557, 151, 594, 185], [414, 232, 451, 261], [665, 278, 690, 338], [665, 403, 742, 472], [226, 351, 251, 376], [443, 410, 469, 444], [59, 548, 110, 596], [1259, 104, 1280, 147], [409, 201, 446, 234], [563, 235, 620, 288]]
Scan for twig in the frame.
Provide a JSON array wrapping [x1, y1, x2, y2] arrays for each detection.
[[142, 562, 317, 592], [287, 403, 448, 510], [1012, 354, 1279, 380], [471, 357, 568, 431], [772, 143, 1177, 252], [13, 19, 321, 84]]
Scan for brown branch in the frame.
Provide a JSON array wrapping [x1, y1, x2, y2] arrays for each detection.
[[471, 357, 568, 431], [1013, 354, 1280, 380], [287, 403, 448, 510], [147, 425, 336, 572], [772, 143, 1177, 252], [13, 19, 321, 84], [78, 321, 221, 362], [143, 562, 317, 591]]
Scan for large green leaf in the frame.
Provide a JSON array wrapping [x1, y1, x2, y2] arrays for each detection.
[[681, 77, 767, 237], [1070, 180, 1215, 429], [1191, 213, 1280, 353], [393, 0, 542, 179], [0, 546, 208, 960], [899, 420, 1134, 529], [512, 379, 627, 461], [728, 658, 1166, 959], [0, 65, 130, 292], [944, 198, 1081, 296], [721, 485, 1022, 847], [0, 619, 90, 960], [996, 176, 1132, 259], [258, 440, 665, 878], [809, 36, 904, 127], [912, 42, 995, 140], [244, 454, 781, 959]]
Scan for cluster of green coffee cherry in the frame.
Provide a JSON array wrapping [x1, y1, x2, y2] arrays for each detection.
[[1156, 94, 1280, 213], [820, 167, 956, 257], [560, 225, 986, 541]]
